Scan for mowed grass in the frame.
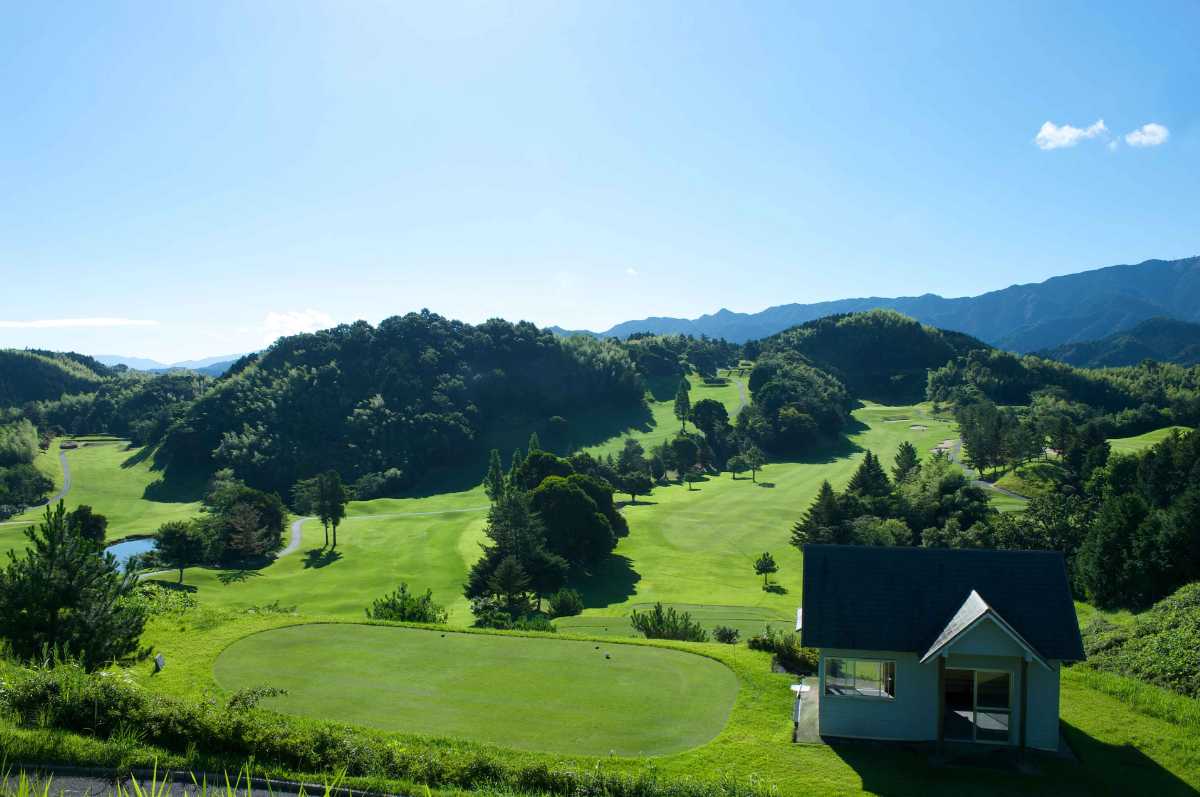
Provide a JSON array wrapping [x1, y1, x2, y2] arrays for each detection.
[[152, 486, 488, 624], [0, 436, 201, 552], [555, 603, 794, 640], [1108, 425, 1193, 454], [213, 622, 739, 756], [173, 402, 955, 632]]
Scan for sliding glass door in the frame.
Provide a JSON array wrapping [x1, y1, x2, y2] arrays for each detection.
[[943, 668, 1012, 744]]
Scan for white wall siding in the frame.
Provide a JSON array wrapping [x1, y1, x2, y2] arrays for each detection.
[[818, 649, 939, 741]]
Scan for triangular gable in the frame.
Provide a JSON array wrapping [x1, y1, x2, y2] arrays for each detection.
[[920, 590, 1049, 669]]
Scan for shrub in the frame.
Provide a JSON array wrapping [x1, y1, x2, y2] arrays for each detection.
[[365, 583, 448, 624], [747, 628, 818, 674], [352, 468, 408, 500], [630, 603, 708, 642], [1081, 583, 1200, 698], [548, 588, 584, 618], [713, 626, 740, 644], [469, 597, 556, 633]]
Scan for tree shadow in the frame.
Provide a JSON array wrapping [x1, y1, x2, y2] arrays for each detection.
[[828, 722, 1200, 796], [756, 481, 777, 488], [217, 568, 263, 584], [615, 499, 658, 508], [141, 578, 198, 593], [572, 554, 640, 609], [303, 547, 343, 569], [763, 583, 788, 594], [120, 445, 155, 468]]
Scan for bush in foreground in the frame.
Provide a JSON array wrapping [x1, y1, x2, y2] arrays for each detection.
[[747, 628, 818, 674]]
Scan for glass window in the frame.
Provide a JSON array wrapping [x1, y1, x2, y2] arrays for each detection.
[[824, 657, 896, 698], [976, 671, 1010, 709]]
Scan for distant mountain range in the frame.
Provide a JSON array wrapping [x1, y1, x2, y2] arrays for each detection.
[[553, 256, 1200, 352], [95, 353, 244, 375], [1037, 317, 1200, 368]]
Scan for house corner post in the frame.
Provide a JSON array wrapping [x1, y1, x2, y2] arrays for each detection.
[[936, 656, 946, 756]]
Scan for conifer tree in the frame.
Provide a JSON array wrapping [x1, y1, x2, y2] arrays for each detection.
[[892, 441, 921, 483], [791, 480, 843, 547], [674, 379, 691, 432], [847, 450, 891, 497], [483, 448, 506, 501]]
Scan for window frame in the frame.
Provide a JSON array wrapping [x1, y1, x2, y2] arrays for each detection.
[[823, 656, 897, 700]]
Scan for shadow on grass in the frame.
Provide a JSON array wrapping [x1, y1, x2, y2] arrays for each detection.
[[120, 445, 155, 468], [142, 578, 198, 593], [217, 568, 263, 584], [763, 583, 788, 594], [572, 554, 640, 609], [615, 499, 658, 508], [829, 724, 1200, 797], [304, 547, 343, 569]]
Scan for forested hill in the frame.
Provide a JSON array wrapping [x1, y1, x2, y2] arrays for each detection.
[[571, 255, 1200, 351], [158, 312, 646, 494], [755, 310, 988, 403], [0, 349, 111, 405], [1037, 317, 1200, 367]]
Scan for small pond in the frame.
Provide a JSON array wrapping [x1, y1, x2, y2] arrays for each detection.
[[103, 537, 157, 571]]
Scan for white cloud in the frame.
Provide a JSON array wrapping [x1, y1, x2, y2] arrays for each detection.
[[1125, 122, 1169, 148], [1034, 119, 1108, 150], [261, 309, 336, 344], [625, 267, 639, 277], [0, 317, 158, 328]]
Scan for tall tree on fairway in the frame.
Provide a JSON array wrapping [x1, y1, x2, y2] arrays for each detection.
[[742, 444, 765, 482], [892, 441, 920, 483], [791, 480, 843, 547], [157, 520, 209, 583], [674, 379, 691, 432], [0, 501, 146, 669], [483, 448, 506, 501], [318, 470, 349, 549], [65, 505, 108, 549], [847, 450, 890, 497], [754, 551, 779, 587]]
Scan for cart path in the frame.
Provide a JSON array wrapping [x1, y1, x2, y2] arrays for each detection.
[[0, 450, 72, 526], [947, 438, 1029, 501], [279, 506, 488, 558]]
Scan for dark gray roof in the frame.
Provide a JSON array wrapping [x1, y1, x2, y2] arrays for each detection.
[[800, 545, 1085, 662]]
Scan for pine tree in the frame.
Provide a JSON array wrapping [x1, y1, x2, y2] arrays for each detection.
[[528, 432, 541, 453], [0, 501, 147, 669], [674, 379, 691, 432], [847, 450, 891, 497], [754, 551, 779, 587], [508, 448, 525, 487], [791, 480, 842, 548], [483, 448, 506, 501], [892, 441, 920, 483], [487, 555, 531, 614]]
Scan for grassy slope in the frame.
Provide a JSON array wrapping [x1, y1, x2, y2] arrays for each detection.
[[213, 622, 739, 756], [1108, 425, 1193, 455], [0, 436, 201, 553], [994, 460, 1067, 499]]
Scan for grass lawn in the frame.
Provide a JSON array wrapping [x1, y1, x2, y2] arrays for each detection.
[[0, 436, 201, 553], [164, 402, 956, 631], [213, 622, 739, 756], [994, 460, 1066, 499], [555, 602, 794, 639], [97, 610, 1200, 797], [1108, 425, 1193, 455]]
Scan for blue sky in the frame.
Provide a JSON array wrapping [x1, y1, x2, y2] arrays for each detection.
[[1, 1, 1196, 361]]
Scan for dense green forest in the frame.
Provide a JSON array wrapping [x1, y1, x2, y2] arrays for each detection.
[[0, 419, 51, 519], [755, 310, 988, 403], [0, 349, 110, 405], [158, 313, 647, 493], [1038, 317, 1200, 368]]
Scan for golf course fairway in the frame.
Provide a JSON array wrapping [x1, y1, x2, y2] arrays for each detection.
[[213, 623, 740, 756]]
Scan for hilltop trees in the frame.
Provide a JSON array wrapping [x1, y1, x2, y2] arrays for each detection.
[[0, 501, 146, 669]]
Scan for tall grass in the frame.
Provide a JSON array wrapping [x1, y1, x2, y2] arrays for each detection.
[[1067, 666, 1200, 732]]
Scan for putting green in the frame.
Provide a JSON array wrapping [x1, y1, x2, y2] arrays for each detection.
[[213, 623, 739, 756]]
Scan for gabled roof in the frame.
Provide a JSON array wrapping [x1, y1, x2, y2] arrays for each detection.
[[919, 590, 1048, 669], [800, 545, 1085, 662]]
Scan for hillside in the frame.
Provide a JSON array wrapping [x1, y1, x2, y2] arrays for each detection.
[[1038, 317, 1200, 367], [158, 312, 647, 493], [567, 255, 1200, 351], [758, 310, 988, 402], [0, 349, 110, 405]]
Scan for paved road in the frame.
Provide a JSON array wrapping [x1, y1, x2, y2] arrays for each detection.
[[279, 507, 488, 558], [947, 438, 1028, 501], [735, 375, 748, 411], [4, 768, 394, 797]]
